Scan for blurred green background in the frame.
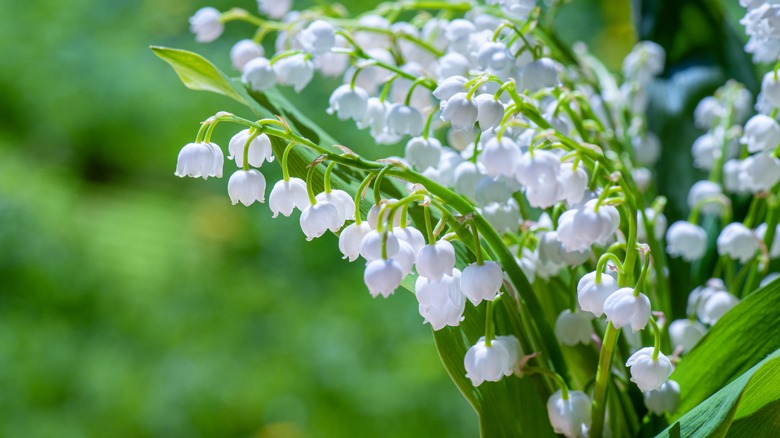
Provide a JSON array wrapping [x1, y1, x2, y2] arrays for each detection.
[[0, 0, 751, 436]]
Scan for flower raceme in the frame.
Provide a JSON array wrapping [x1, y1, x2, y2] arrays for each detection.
[[166, 1, 780, 435]]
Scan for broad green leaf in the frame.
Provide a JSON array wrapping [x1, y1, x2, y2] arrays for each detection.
[[151, 46, 244, 103], [726, 400, 780, 437], [656, 351, 780, 438], [669, 277, 780, 419]]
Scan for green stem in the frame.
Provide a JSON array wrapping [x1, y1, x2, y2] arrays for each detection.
[[632, 250, 651, 297], [595, 253, 624, 283], [471, 221, 485, 265], [373, 165, 394, 205], [648, 317, 662, 360], [305, 164, 317, 205], [242, 129, 260, 171], [280, 142, 296, 181], [353, 173, 376, 225], [424, 205, 435, 244], [195, 120, 210, 143], [591, 322, 620, 438], [323, 161, 337, 193], [524, 367, 570, 400], [484, 300, 495, 347]]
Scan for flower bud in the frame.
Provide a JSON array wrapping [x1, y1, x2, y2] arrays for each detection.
[[739, 152, 780, 193], [393, 226, 426, 256], [481, 200, 521, 234], [666, 221, 707, 262], [433, 76, 468, 103], [464, 335, 520, 386], [274, 54, 315, 92], [741, 114, 780, 153], [644, 380, 680, 415], [395, 241, 416, 277], [557, 200, 620, 252], [268, 178, 309, 218], [626, 347, 673, 392], [360, 230, 400, 261], [623, 41, 665, 83], [699, 290, 739, 325], [364, 259, 404, 298], [228, 130, 274, 168], [554, 310, 593, 346], [299, 20, 336, 55], [557, 162, 588, 205], [189, 7, 223, 43], [315, 190, 355, 224], [717, 223, 759, 263], [691, 132, 721, 170], [436, 54, 470, 79], [416, 240, 456, 281], [416, 270, 466, 330], [242, 57, 277, 91], [461, 261, 503, 305], [481, 136, 521, 178], [300, 201, 341, 241], [476, 42, 513, 78], [385, 104, 424, 137], [327, 85, 369, 121], [687, 181, 724, 216], [257, 0, 291, 19], [520, 58, 558, 92], [475, 94, 504, 131], [453, 161, 483, 200], [577, 271, 618, 317], [761, 71, 780, 108], [547, 390, 592, 438], [603, 288, 651, 332], [632, 132, 661, 166], [668, 319, 707, 353], [339, 221, 371, 262], [441, 92, 478, 131], [405, 136, 442, 171], [230, 39, 264, 71], [228, 169, 266, 206]]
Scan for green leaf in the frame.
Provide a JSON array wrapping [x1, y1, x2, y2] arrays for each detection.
[[669, 277, 780, 419], [656, 351, 780, 438]]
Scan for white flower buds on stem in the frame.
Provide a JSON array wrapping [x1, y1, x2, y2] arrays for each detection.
[[415, 270, 466, 330], [228, 169, 266, 206], [228, 130, 274, 168], [603, 288, 652, 333], [461, 261, 504, 305], [717, 223, 759, 263], [299, 20, 336, 55], [231, 39, 264, 71], [328, 85, 369, 121], [741, 114, 780, 153], [464, 335, 521, 386], [668, 319, 707, 353], [626, 347, 673, 392], [666, 221, 708, 261], [364, 259, 404, 298], [554, 310, 593, 346], [175, 142, 223, 179], [644, 380, 680, 416], [416, 240, 456, 281], [557, 200, 620, 252], [300, 201, 342, 241], [360, 230, 400, 261], [189, 7, 223, 43], [577, 271, 619, 317], [274, 54, 314, 92], [338, 222, 372, 262], [242, 57, 277, 91], [441, 92, 478, 131], [547, 390, 592, 438], [269, 178, 309, 217]]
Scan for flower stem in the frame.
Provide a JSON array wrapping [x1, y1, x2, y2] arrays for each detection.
[[305, 164, 317, 205], [591, 322, 620, 438], [648, 317, 662, 361], [323, 161, 336, 193]]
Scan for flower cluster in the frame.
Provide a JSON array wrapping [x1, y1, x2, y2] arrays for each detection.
[[163, 1, 780, 436]]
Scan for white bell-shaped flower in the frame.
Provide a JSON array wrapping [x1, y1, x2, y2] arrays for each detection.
[[441, 92, 478, 131], [327, 85, 369, 121], [269, 178, 309, 217], [687, 279, 726, 318], [691, 131, 721, 170], [416, 240, 456, 281], [393, 226, 426, 256], [742, 114, 780, 153], [557, 200, 620, 252], [445, 19, 476, 54], [761, 71, 780, 108], [189, 7, 223, 43], [433, 76, 468, 103], [360, 230, 400, 261], [461, 261, 503, 305], [577, 271, 618, 317], [557, 162, 588, 205], [481, 200, 522, 234], [475, 94, 504, 131], [228, 169, 266, 206], [554, 310, 593, 346], [454, 161, 483, 200], [300, 201, 341, 241], [258, 0, 291, 19], [315, 190, 355, 223], [666, 221, 708, 262], [501, 0, 536, 22], [739, 152, 780, 193], [717, 223, 759, 263], [644, 380, 680, 416], [274, 54, 314, 92], [367, 203, 402, 230], [623, 41, 665, 83], [699, 290, 739, 325], [228, 130, 274, 168], [520, 58, 558, 92], [475, 176, 514, 206], [385, 104, 424, 137], [405, 136, 442, 171], [242, 57, 277, 91], [416, 270, 466, 330], [464, 335, 520, 386], [687, 180, 724, 216], [339, 221, 371, 262], [603, 288, 652, 332], [299, 20, 336, 55], [632, 132, 661, 166], [626, 347, 673, 392], [755, 223, 780, 258], [364, 258, 404, 298], [547, 390, 592, 438], [668, 319, 707, 353], [693, 96, 723, 129], [395, 241, 416, 277], [476, 42, 513, 78], [230, 39, 264, 71], [480, 136, 521, 178], [175, 142, 222, 179], [633, 167, 652, 192]]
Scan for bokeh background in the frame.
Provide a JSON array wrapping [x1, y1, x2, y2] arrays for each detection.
[[0, 0, 753, 437]]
